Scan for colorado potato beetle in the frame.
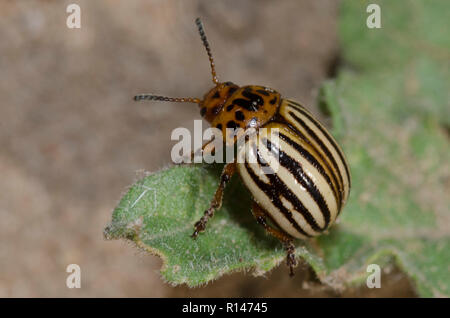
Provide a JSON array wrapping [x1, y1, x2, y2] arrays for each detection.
[[134, 18, 351, 276]]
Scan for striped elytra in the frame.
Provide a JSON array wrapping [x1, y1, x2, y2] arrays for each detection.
[[134, 18, 351, 276], [236, 99, 350, 240]]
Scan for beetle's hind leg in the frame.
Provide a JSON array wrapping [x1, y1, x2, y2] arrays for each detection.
[[251, 201, 297, 276], [191, 162, 236, 238]]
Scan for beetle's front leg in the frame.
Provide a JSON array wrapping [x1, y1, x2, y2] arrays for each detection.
[[175, 139, 217, 166], [251, 201, 297, 276], [191, 162, 236, 238]]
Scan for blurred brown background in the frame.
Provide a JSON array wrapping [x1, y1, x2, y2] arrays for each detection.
[[0, 0, 414, 297]]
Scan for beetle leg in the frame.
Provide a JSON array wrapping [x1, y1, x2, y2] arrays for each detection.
[[191, 162, 236, 238], [251, 201, 297, 277]]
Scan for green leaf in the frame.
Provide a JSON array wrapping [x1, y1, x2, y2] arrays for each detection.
[[104, 164, 326, 285], [105, 0, 450, 295]]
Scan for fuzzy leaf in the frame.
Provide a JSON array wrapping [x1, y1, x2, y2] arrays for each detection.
[[104, 165, 325, 285]]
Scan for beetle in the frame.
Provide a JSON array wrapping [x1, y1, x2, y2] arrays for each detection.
[[134, 18, 351, 276]]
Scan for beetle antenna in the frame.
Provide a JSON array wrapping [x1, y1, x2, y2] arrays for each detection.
[[133, 94, 201, 104], [195, 17, 219, 85]]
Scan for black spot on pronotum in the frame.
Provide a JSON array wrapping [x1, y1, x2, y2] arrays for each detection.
[[235, 110, 245, 121], [256, 89, 270, 96], [226, 120, 238, 129], [233, 90, 264, 111], [270, 96, 277, 105], [212, 91, 220, 99], [242, 90, 264, 105], [226, 104, 234, 111], [234, 98, 254, 110], [200, 107, 207, 117]]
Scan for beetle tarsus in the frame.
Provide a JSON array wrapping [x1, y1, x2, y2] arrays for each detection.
[[285, 240, 297, 277], [191, 219, 206, 239]]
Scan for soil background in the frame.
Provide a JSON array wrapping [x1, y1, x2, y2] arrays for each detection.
[[0, 0, 415, 297]]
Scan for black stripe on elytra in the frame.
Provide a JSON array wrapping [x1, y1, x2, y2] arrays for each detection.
[[253, 142, 324, 232], [268, 117, 342, 209], [278, 132, 341, 209], [265, 115, 342, 210], [287, 110, 345, 195], [268, 115, 309, 141], [263, 138, 330, 229], [287, 101, 351, 188], [244, 161, 313, 238]]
